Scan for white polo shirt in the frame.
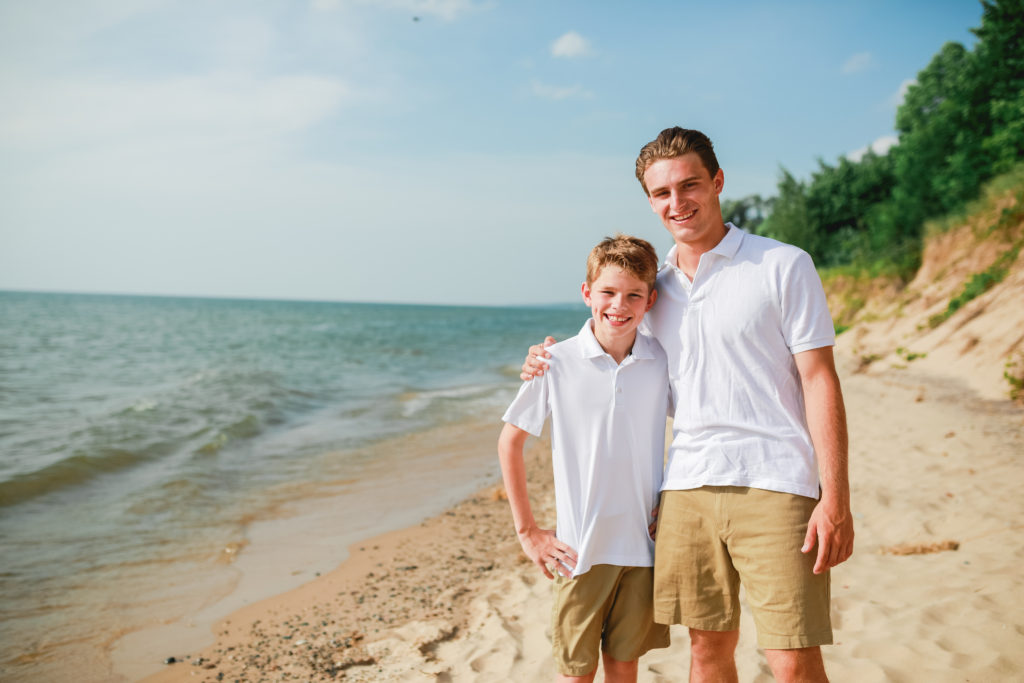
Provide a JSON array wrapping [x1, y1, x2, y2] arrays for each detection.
[[641, 225, 835, 499], [502, 319, 670, 577]]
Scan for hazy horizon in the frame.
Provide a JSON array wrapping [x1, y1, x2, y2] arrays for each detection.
[[1, 0, 981, 306]]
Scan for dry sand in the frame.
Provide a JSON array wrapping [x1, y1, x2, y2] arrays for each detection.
[[139, 343, 1024, 682], [141, 204, 1024, 681]]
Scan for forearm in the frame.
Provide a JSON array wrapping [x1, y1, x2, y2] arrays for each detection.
[[795, 347, 854, 570], [497, 424, 538, 535], [796, 349, 850, 506], [806, 374, 849, 506]]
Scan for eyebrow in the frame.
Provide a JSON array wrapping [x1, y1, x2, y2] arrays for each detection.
[[649, 174, 703, 194]]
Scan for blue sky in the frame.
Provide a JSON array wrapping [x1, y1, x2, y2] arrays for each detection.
[[0, 0, 982, 306]]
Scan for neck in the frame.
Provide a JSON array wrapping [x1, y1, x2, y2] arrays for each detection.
[[675, 223, 729, 277], [593, 327, 636, 364]]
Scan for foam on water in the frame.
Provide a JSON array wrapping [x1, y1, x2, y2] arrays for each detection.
[[0, 291, 586, 681]]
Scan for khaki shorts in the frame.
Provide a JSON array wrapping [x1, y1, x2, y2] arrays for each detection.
[[654, 486, 832, 650], [551, 564, 671, 676]]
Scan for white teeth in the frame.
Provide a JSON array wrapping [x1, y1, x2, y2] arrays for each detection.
[[674, 209, 697, 221], [607, 315, 629, 322]]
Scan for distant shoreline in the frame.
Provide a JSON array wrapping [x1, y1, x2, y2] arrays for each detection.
[[0, 288, 586, 311]]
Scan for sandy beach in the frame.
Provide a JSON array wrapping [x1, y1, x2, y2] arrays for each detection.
[[126, 207, 1024, 682], [130, 343, 1024, 682]]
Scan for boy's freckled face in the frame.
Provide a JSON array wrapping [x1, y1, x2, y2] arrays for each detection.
[[582, 265, 656, 344]]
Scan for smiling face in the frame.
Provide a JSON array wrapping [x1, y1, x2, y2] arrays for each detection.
[[582, 264, 657, 357], [643, 152, 726, 254]]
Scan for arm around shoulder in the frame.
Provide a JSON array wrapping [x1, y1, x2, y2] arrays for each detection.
[[519, 336, 557, 381]]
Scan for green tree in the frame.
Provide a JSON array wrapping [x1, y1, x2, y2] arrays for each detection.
[[758, 169, 818, 259], [972, 0, 1024, 175], [721, 194, 773, 233], [804, 150, 895, 266]]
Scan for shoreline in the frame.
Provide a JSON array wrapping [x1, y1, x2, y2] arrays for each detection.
[[136, 429, 555, 682], [130, 350, 1024, 681], [108, 418, 512, 682]]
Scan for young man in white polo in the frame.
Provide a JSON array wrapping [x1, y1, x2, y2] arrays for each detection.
[[498, 234, 672, 683], [523, 128, 854, 682]]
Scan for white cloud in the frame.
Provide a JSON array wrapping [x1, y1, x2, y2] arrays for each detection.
[[551, 31, 592, 58], [0, 73, 349, 148], [889, 78, 916, 108], [847, 135, 899, 161], [531, 81, 593, 100], [841, 51, 874, 75]]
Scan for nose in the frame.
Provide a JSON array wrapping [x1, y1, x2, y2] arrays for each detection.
[[670, 189, 686, 211]]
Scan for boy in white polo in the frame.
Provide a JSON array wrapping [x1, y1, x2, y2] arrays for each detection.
[[498, 234, 671, 683]]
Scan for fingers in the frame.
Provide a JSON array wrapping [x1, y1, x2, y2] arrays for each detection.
[[801, 517, 827, 574], [813, 539, 828, 575], [535, 558, 554, 580], [521, 348, 551, 381], [801, 518, 817, 555], [520, 357, 549, 381], [831, 536, 854, 568], [529, 343, 552, 359], [554, 540, 577, 565], [536, 554, 571, 579], [545, 542, 577, 578], [543, 336, 556, 348]]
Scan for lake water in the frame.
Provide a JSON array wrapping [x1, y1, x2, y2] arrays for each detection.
[[0, 291, 586, 681]]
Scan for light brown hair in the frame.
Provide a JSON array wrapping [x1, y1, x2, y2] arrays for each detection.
[[635, 127, 720, 196], [586, 233, 659, 292]]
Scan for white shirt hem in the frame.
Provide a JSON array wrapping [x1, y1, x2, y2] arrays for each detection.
[[660, 477, 820, 500]]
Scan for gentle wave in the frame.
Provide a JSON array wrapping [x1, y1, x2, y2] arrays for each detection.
[[0, 292, 588, 683], [0, 448, 150, 508]]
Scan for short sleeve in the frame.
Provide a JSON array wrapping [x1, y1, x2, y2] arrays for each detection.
[[780, 250, 836, 354], [502, 373, 550, 437]]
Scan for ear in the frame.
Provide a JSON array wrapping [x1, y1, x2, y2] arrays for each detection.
[[581, 281, 592, 305], [645, 288, 658, 312], [713, 168, 724, 195]]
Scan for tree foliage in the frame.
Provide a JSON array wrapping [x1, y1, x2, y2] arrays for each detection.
[[721, 194, 773, 233], [755, 0, 1024, 277]]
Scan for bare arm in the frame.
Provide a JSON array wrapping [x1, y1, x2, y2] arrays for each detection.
[[497, 422, 577, 578], [794, 346, 854, 574], [519, 336, 557, 381]]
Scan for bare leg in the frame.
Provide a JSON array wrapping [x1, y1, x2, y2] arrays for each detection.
[[688, 629, 739, 683], [764, 647, 828, 683], [601, 652, 639, 683], [556, 671, 595, 683]]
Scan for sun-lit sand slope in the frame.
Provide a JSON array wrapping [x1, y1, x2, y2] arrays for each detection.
[[145, 196, 1024, 682]]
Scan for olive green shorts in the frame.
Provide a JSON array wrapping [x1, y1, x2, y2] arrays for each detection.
[[653, 486, 833, 649], [551, 564, 671, 676]]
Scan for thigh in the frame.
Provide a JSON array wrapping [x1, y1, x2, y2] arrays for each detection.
[[724, 488, 832, 649], [653, 488, 741, 631], [603, 566, 670, 663], [551, 565, 618, 677]]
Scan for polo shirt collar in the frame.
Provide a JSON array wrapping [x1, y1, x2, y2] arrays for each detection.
[[578, 318, 656, 361], [658, 222, 744, 273]]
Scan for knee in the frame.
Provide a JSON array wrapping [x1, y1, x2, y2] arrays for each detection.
[[600, 653, 638, 682], [764, 646, 827, 683], [689, 628, 739, 662]]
